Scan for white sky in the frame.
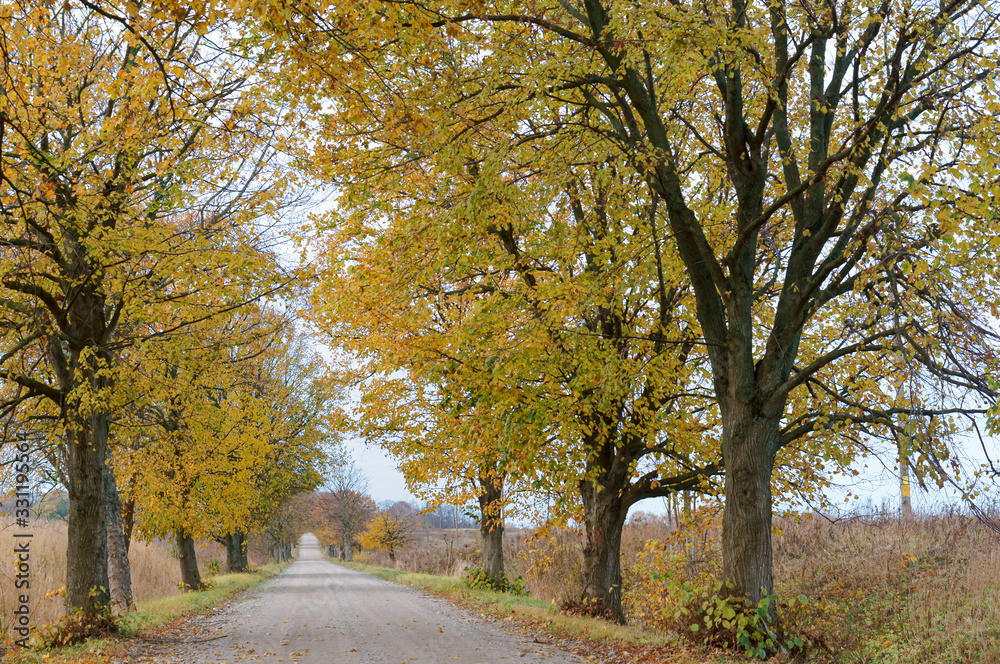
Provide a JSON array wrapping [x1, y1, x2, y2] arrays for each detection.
[[345, 437, 418, 504]]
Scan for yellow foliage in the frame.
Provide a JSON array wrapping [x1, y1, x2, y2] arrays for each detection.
[[359, 513, 414, 560]]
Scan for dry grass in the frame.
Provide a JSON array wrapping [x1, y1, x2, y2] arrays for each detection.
[[510, 527, 586, 603], [355, 527, 512, 578], [0, 518, 238, 638], [771, 509, 1000, 663], [616, 506, 1000, 663], [0, 519, 72, 633], [353, 526, 585, 594]]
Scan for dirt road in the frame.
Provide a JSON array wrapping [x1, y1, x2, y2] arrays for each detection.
[[149, 533, 586, 664]]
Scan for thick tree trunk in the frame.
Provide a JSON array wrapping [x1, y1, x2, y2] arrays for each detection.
[[477, 471, 505, 581], [225, 531, 249, 573], [103, 463, 134, 612], [343, 535, 353, 561], [721, 409, 779, 617], [176, 530, 202, 591], [65, 413, 111, 614], [579, 478, 628, 624]]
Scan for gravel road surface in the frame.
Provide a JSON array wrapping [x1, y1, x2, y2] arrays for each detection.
[[152, 533, 586, 664]]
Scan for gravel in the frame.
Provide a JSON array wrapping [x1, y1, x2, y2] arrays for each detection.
[[150, 533, 586, 664]]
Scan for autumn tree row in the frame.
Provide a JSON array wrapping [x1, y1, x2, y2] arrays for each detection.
[[0, 0, 338, 616], [266, 0, 1000, 627], [6, 0, 1000, 637]]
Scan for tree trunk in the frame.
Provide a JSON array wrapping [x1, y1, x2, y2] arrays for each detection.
[[579, 478, 628, 624], [103, 462, 134, 612], [273, 541, 291, 562], [721, 409, 778, 617], [240, 534, 249, 569], [344, 535, 353, 561], [121, 498, 135, 554], [477, 471, 505, 581], [65, 412, 111, 614], [176, 530, 202, 591], [225, 531, 249, 573]]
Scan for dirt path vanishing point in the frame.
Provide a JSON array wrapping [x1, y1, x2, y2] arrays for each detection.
[[145, 533, 587, 664]]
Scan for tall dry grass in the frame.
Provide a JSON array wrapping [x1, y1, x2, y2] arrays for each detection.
[[615, 506, 1000, 663], [0, 518, 231, 637], [356, 527, 489, 577], [510, 527, 585, 602], [771, 508, 1000, 663]]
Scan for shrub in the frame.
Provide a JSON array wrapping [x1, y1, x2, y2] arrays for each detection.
[[463, 567, 529, 596], [206, 557, 222, 577], [669, 574, 807, 659], [35, 605, 117, 649]]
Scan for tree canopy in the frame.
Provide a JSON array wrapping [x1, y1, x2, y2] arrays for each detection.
[[0, 0, 309, 612], [3, 0, 1000, 633], [265, 0, 1000, 622]]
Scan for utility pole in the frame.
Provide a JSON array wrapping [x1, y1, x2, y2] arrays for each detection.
[[895, 382, 913, 520], [900, 449, 912, 519]]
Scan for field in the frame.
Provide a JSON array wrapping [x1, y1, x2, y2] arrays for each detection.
[[5, 508, 997, 662], [353, 507, 1000, 663]]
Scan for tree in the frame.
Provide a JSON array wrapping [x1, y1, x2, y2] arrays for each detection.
[[213, 318, 338, 572], [360, 511, 414, 562], [343, 366, 535, 582], [312, 463, 376, 561], [262, 0, 1000, 625], [120, 310, 333, 586], [385, 500, 417, 518], [259, 493, 314, 563], [0, 0, 292, 613], [311, 161, 723, 618]]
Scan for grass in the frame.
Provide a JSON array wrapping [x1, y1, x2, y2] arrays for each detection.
[[0, 518, 252, 634], [0, 519, 187, 631]]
